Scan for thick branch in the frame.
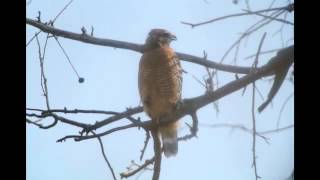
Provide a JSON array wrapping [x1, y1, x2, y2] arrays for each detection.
[[151, 130, 162, 180], [26, 18, 257, 74], [51, 46, 294, 142]]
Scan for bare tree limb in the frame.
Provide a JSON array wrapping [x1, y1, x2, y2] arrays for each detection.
[[27, 107, 120, 115], [251, 33, 266, 180], [52, 45, 293, 145], [151, 130, 162, 180], [41, 44, 294, 143], [258, 46, 294, 112], [26, 18, 262, 75], [26, 112, 88, 129]]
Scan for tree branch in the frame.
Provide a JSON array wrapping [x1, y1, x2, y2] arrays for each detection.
[[151, 130, 162, 180], [120, 157, 155, 179], [181, 3, 294, 28], [43, 45, 293, 143], [92, 131, 117, 180], [26, 18, 260, 75]]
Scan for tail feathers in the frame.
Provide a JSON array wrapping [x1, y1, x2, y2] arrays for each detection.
[[161, 128, 178, 158]]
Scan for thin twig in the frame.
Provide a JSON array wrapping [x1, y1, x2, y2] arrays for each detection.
[[181, 3, 293, 28], [26, 0, 75, 47], [26, 31, 41, 47], [26, 112, 88, 129], [250, 32, 267, 180], [35, 33, 51, 110], [52, 0, 74, 23], [219, 10, 284, 64], [57, 123, 143, 142], [140, 131, 151, 161], [120, 157, 155, 178], [245, 48, 282, 60], [243, 10, 293, 25], [54, 36, 81, 79], [260, 124, 293, 135], [178, 112, 198, 141], [277, 92, 294, 129], [92, 131, 117, 180], [199, 123, 294, 142]]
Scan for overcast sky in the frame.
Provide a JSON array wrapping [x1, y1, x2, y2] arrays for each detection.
[[26, 0, 294, 180]]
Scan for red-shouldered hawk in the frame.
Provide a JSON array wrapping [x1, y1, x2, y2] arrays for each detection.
[[138, 29, 182, 157]]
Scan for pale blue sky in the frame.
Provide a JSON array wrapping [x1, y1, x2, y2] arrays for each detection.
[[26, 0, 294, 180]]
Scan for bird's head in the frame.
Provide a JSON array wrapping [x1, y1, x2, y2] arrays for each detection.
[[145, 29, 177, 48]]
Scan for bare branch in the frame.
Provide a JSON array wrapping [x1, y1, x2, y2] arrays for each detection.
[[260, 124, 293, 135], [27, 18, 262, 75], [258, 46, 294, 112], [277, 93, 294, 129], [181, 3, 293, 28], [178, 112, 199, 141], [140, 131, 151, 161], [35, 33, 51, 110], [120, 157, 155, 179], [92, 131, 117, 180], [27, 107, 120, 115], [32, 44, 293, 145], [245, 48, 282, 60], [83, 106, 143, 133], [52, 0, 75, 23], [151, 130, 162, 180], [242, 10, 293, 25], [26, 0, 75, 47], [26, 112, 88, 129], [219, 10, 284, 63], [57, 123, 141, 142], [250, 32, 267, 180]]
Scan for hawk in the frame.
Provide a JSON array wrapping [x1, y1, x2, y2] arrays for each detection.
[[138, 29, 182, 157]]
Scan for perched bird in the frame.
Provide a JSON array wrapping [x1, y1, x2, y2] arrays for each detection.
[[138, 29, 182, 157]]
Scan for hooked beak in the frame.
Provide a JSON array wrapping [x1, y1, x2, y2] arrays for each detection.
[[169, 34, 177, 41]]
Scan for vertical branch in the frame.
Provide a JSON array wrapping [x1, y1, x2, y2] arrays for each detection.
[[251, 33, 266, 180], [35, 33, 51, 110], [151, 129, 162, 180], [277, 92, 293, 129], [140, 130, 151, 161], [251, 81, 260, 180]]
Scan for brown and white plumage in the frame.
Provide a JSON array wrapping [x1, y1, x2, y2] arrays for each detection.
[[138, 29, 182, 157]]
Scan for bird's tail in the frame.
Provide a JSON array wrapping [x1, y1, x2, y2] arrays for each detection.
[[160, 122, 178, 158]]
